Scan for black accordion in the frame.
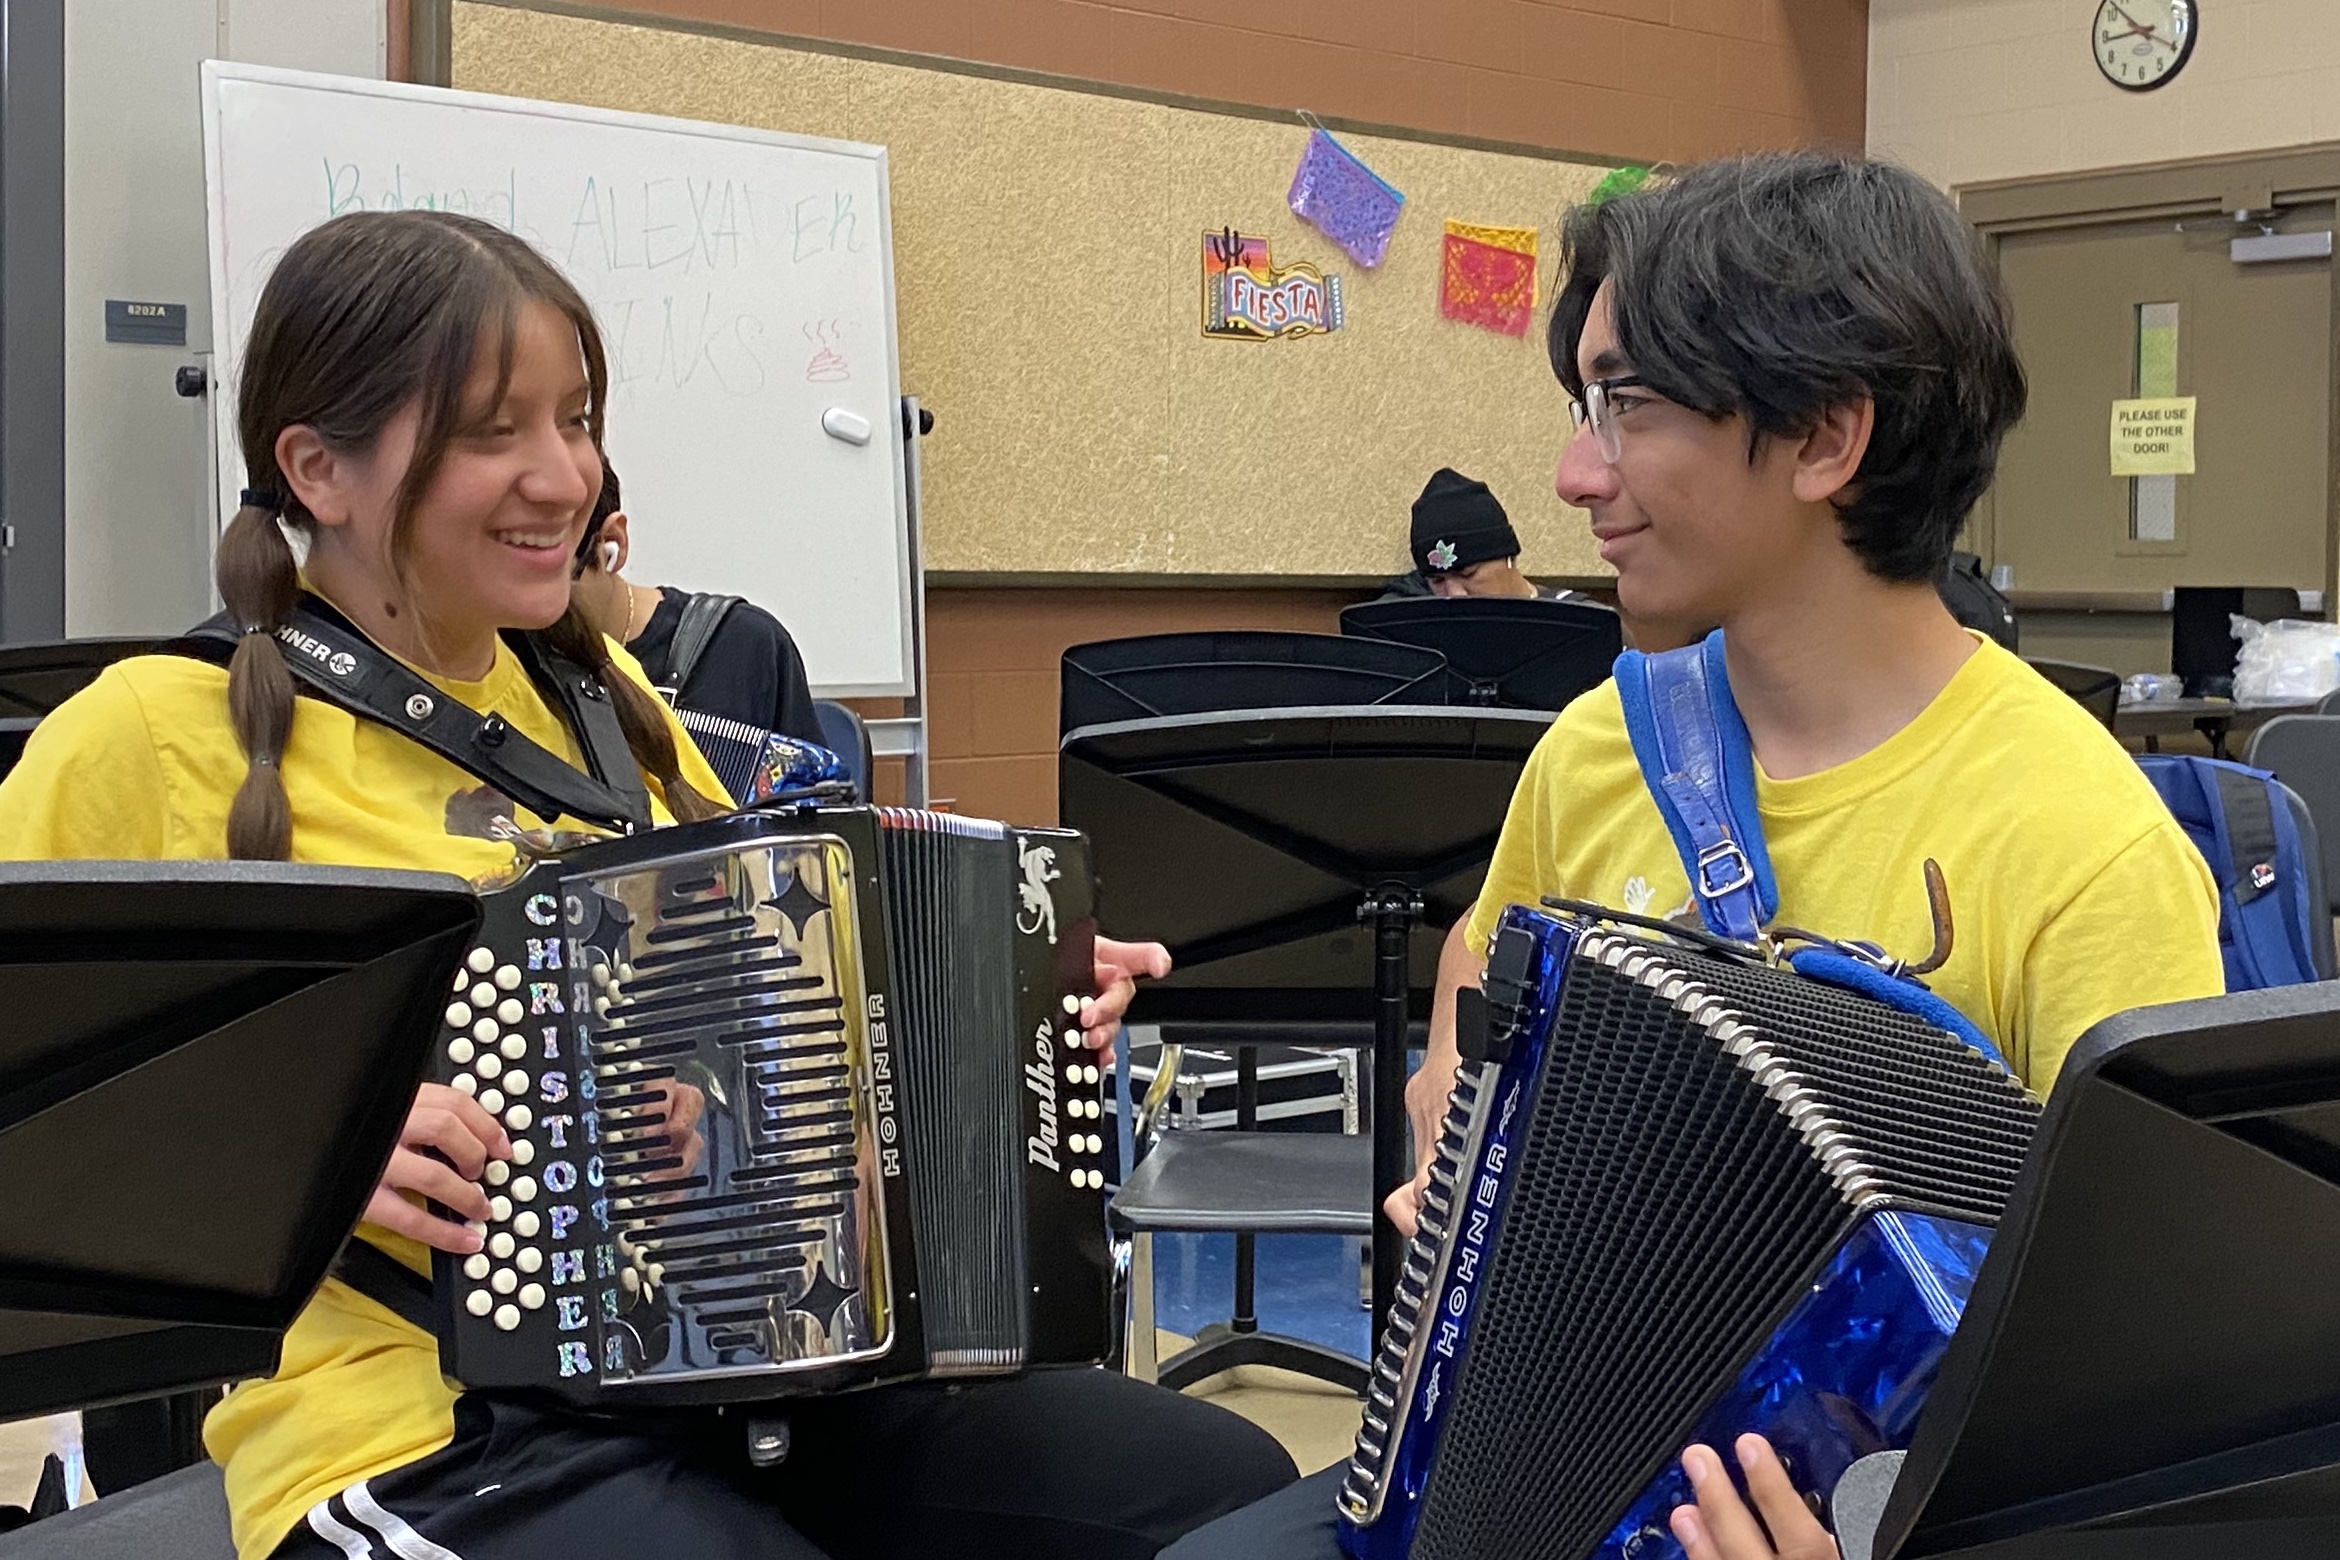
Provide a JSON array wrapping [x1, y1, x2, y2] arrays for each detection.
[[1338, 905, 2042, 1560], [424, 806, 1114, 1405]]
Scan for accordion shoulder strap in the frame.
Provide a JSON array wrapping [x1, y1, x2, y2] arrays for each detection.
[[170, 595, 653, 836], [331, 1238, 436, 1334], [1614, 630, 1777, 943], [665, 592, 741, 697]]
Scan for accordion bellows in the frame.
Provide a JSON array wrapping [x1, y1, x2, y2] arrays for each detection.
[[1339, 908, 2040, 1560]]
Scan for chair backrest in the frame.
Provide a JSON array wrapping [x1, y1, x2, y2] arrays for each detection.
[[2022, 655, 2120, 732], [2317, 688, 2340, 717], [1338, 597, 1622, 712], [2244, 714, 2340, 918], [1058, 631, 1447, 735], [0, 1463, 232, 1560], [813, 699, 874, 800]]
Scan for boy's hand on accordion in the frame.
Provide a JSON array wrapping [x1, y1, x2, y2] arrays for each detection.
[[366, 1083, 513, 1255], [1671, 1437, 1840, 1560], [1084, 937, 1171, 1067]]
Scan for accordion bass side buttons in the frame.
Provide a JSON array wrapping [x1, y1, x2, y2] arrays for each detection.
[[1337, 906, 2041, 1560], [422, 807, 1116, 1408]]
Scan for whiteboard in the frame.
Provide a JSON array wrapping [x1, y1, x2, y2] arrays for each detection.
[[200, 61, 916, 697]]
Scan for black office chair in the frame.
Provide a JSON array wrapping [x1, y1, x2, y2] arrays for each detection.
[[2245, 715, 2340, 922], [2024, 655, 2121, 732], [812, 699, 874, 801], [1059, 630, 1446, 732]]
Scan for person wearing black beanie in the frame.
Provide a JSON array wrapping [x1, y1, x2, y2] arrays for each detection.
[[1380, 467, 1578, 601]]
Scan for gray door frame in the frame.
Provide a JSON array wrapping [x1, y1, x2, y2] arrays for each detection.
[[0, 0, 67, 642]]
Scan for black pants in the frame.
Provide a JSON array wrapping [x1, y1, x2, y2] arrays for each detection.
[[1157, 1465, 1346, 1559], [273, 1371, 1297, 1560]]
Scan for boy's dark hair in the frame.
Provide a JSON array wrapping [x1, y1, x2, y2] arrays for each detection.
[[576, 458, 621, 570], [1549, 153, 2027, 582]]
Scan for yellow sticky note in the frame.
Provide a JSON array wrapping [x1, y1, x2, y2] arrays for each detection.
[[2110, 396, 2196, 476]]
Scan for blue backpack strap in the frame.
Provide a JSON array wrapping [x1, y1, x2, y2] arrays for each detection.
[[1614, 629, 1779, 943], [2205, 762, 2318, 988]]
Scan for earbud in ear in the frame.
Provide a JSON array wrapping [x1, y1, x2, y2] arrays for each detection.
[[602, 541, 620, 571]]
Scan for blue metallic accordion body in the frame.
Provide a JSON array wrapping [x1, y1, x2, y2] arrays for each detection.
[[1337, 907, 2038, 1560]]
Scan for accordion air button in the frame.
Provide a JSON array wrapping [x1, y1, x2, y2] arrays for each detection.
[[479, 1089, 506, 1114], [493, 1304, 520, 1332], [507, 1105, 535, 1133], [472, 1018, 500, 1046], [499, 1034, 527, 1061], [518, 1247, 544, 1274], [511, 1175, 538, 1202], [488, 1197, 513, 1225], [495, 964, 522, 991], [447, 1037, 475, 1066], [467, 948, 494, 975], [445, 1002, 472, 1030], [496, 998, 524, 1026], [488, 1231, 515, 1259], [465, 1289, 492, 1318], [462, 1253, 490, 1281], [491, 1268, 517, 1295], [452, 1073, 478, 1096], [514, 1210, 541, 1238], [470, 982, 496, 1009], [519, 1282, 546, 1311], [512, 1139, 536, 1167], [485, 1160, 510, 1187], [503, 1070, 529, 1096]]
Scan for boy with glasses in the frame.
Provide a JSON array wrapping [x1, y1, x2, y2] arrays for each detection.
[[1161, 152, 2222, 1560]]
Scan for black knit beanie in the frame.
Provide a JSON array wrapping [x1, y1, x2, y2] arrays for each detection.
[[1410, 468, 1519, 574]]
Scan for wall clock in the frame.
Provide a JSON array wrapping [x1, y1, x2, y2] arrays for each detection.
[[2095, 1, 2197, 91]]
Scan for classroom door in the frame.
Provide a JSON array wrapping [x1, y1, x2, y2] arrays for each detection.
[[1986, 209, 2332, 596]]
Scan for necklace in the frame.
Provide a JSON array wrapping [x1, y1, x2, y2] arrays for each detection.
[[621, 582, 648, 642]]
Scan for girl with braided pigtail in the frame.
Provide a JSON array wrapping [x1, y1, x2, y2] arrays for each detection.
[[0, 209, 1289, 1560]]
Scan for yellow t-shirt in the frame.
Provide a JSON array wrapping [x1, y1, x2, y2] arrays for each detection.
[[1466, 637, 2225, 1092], [0, 637, 730, 1560]]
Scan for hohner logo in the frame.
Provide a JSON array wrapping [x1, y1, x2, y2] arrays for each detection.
[[1025, 1021, 1061, 1171], [275, 625, 357, 678]]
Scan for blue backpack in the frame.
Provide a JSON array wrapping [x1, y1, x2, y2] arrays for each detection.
[[2135, 754, 2326, 991]]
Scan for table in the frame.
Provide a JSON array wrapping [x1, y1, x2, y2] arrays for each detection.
[[2114, 696, 2321, 759]]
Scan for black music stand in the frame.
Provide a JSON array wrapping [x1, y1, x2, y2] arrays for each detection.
[[1061, 705, 1548, 1370], [0, 639, 166, 780], [1339, 597, 1621, 711], [1059, 631, 1448, 730], [0, 862, 481, 1421], [1868, 980, 2340, 1558]]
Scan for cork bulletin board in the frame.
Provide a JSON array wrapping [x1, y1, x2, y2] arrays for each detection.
[[452, 1, 1616, 580]]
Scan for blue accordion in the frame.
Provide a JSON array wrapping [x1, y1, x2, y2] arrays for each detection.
[[1337, 906, 2039, 1560]]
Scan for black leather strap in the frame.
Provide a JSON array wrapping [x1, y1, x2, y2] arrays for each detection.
[[666, 592, 740, 696], [330, 1238, 435, 1334], [171, 595, 653, 835], [2212, 764, 2279, 904]]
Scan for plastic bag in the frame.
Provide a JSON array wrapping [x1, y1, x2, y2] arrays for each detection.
[[2231, 615, 2340, 703]]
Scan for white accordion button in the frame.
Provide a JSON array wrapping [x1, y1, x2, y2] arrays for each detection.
[[472, 1018, 499, 1046], [491, 1268, 517, 1295], [465, 1289, 493, 1318], [520, 1282, 546, 1311], [511, 1175, 538, 1202], [647, 1262, 665, 1286], [622, 1268, 641, 1294], [493, 1303, 520, 1332], [499, 1033, 527, 1061], [479, 1088, 505, 1114], [474, 1052, 502, 1079], [514, 1211, 541, 1238], [511, 1139, 536, 1167], [485, 1160, 510, 1187], [470, 982, 496, 1009], [496, 998, 524, 1026], [447, 1037, 475, 1066], [495, 964, 522, 991], [488, 1196, 512, 1225], [445, 1002, 472, 1030], [518, 1247, 544, 1274], [1065, 1031, 1083, 1049], [1086, 1065, 1103, 1085], [467, 947, 495, 974], [452, 1073, 478, 1097], [592, 964, 611, 988], [1062, 995, 1080, 1015], [594, 996, 612, 1018], [488, 1231, 515, 1259], [462, 1253, 490, 1281], [503, 1070, 529, 1096], [506, 1105, 534, 1133], [453, 967, 469, 992]]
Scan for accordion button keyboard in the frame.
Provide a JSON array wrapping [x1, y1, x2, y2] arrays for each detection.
[[510, 1140, 535, 1167], [493, 1304, 519, 1332], [465, 1290, 492, 1318], [496, 998, 524, 1026], [448, 1037, 475, 1066], [519, 1283, 545, 1311], [445, 1003, 471, 1029], [506, 1105, 534, 1133], [479, 1089, 505, 1115], [488, 1232, 515, 1259], [452, 1073, 478, 1096], [490, 1268, 517, 1296], [494, 964, 521, 991], [517, 1247, 543, 1275], [462, 1253, 490, 1281], [466, 948, 494, 975], [513, 1210, 540, 1238]]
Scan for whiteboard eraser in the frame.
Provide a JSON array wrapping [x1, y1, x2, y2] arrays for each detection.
[[821, 407, 873, 446]]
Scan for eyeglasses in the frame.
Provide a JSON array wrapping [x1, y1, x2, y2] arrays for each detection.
[[1565, 375, 1649, 463]]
